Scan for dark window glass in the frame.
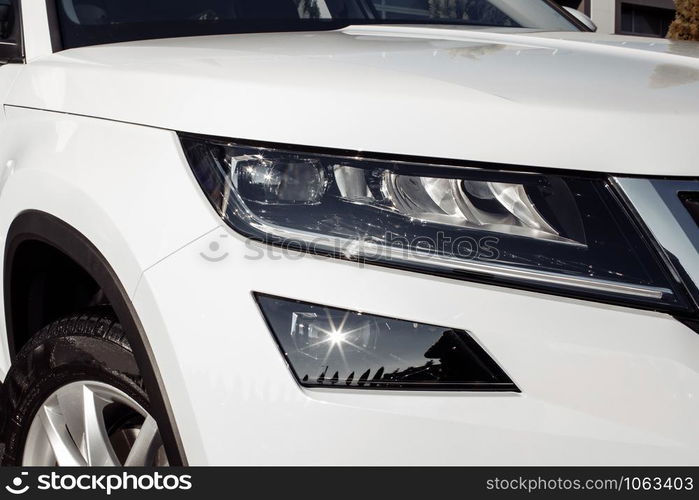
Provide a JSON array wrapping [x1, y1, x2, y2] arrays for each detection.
[[679, 193, 699, 229], [0, 0, 12, 40], [620, 2, 675, 38], [54, 0, 578, 49], [0, 0, 22, 64]]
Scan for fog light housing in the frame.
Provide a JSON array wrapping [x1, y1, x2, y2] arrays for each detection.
[[255, 294, 518, 392]]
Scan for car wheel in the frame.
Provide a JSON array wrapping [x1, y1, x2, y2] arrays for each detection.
[[0, 308, 168, 466]]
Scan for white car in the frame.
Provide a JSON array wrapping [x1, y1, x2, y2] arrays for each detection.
[[0, 0, 697, 467]]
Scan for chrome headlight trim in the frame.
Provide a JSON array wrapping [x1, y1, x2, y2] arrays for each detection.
[[249, 220, 668, 300], [613, 177, 699, 308]]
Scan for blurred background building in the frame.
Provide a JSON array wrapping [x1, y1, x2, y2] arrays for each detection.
[[370, 1, 680, 39], [555, 0, 677, 37]]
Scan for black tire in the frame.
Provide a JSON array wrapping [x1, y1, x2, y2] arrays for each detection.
[[0, 307, 149, 465]]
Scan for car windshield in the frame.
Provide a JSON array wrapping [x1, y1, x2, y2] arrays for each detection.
[[55, 0, 579, 49]]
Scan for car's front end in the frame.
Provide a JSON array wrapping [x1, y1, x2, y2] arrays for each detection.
[[0, 0, 698, 466]]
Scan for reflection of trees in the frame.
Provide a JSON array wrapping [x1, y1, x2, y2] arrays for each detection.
[[429, 0, 459, 18], [429, 0, 514, 26], [649, 63, 699, 89], [302, 329, 513, 388], [298, 0, 321, 19]]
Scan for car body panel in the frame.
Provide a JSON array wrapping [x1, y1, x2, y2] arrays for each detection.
[[6, 27, 699, 176], [134, 227, 699, 465], [1, 8, 698, 466], [0, 64, 22, 118], [0, 107, 218, 376]]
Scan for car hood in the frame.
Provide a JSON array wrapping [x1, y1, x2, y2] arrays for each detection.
[[8, 26, 699, 176]]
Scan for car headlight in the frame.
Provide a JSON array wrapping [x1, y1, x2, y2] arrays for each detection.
[[180, 134, 688, 311]]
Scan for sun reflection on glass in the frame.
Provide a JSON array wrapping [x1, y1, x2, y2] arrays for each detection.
[[326, 328, 347, 346]]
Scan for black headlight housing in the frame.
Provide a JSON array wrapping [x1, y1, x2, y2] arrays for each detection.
[[181, 133, 691, 313]]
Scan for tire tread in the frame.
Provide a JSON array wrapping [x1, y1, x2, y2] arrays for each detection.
[[0, 307, 145, 465]]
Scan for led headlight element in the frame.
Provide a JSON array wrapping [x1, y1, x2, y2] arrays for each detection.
[[181, 135, 688, 311], [256, 294, 518, 391]]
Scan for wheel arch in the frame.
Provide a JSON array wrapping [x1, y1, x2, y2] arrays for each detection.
[[4, 209, 187, 465]]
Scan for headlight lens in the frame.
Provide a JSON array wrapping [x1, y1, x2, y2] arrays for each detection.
[[181, 135, 688, 311]]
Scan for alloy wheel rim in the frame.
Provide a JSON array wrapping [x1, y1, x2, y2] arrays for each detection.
[[22, 380, 166, 466]]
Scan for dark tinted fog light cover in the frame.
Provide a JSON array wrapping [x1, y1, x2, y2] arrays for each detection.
[[255, 294, 518, 392]]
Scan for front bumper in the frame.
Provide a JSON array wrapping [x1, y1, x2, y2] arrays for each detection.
[[133, 223, 699, 465]]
